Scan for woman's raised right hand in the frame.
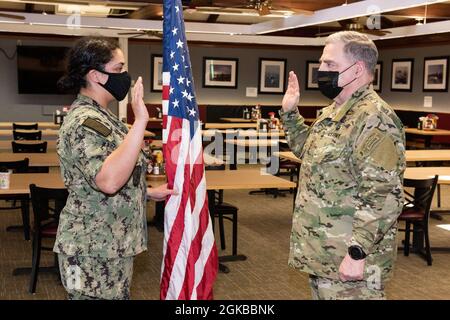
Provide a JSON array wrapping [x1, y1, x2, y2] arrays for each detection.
[[131, 76, 149, 123]]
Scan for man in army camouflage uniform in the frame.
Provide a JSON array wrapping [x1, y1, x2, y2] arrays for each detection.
[[280, 31, 406, 299], [55, 37, 175, 299]]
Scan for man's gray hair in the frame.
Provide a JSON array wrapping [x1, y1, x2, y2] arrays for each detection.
[[325, 31, 378, 76]]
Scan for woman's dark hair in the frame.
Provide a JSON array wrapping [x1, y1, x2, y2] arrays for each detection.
[[57, 37, 120, 93]]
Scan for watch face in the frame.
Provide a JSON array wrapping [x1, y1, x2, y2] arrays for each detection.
[[349, 246, 364, 260], [351, 247, 360, 259]]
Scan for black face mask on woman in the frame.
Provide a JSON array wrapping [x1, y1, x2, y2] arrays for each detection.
[[96, 69, 131, 101], [317, 62, 357, 100]]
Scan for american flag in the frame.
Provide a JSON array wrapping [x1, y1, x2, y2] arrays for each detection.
[[160, 0, 218, 300]]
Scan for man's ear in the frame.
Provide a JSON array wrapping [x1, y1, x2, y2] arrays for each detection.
[[355, 62, 365, 78]]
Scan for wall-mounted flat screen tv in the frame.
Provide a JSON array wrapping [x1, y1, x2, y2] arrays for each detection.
[[17, 45, 70, 94]]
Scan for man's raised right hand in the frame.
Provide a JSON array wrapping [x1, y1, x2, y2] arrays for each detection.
[[282, 71, 301, 112]]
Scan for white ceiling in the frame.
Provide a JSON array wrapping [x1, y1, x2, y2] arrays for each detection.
[[0, 0, 449, 46]]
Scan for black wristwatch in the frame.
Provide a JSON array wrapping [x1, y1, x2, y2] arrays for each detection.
[[348, 245, 367, 260]]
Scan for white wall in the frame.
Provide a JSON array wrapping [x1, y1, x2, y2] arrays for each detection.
[[128, 42, 329, 106], [378, 45, 450, 113], [1, 36, 449, 123]]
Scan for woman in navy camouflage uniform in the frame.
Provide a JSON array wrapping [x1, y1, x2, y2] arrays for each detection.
[[55, 37, 175, 300]]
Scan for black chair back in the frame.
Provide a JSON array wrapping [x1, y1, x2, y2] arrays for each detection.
[[399, 175, 438, 266], [29, 184, 68, 231], [0, 158, 29, 173], [205, 164, 226, 171], [205, 164, 238, 256], [13, 123, 38, 130], [28, 184, 68, 294], [12, 141, 47, 153], [13, 130, 42, 141], [403, 175, 439, 222]]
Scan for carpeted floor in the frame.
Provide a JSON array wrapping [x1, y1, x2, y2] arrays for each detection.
[[1, 175, 449, 300]]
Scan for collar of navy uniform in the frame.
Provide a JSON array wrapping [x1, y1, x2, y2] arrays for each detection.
[[76, 93, 103, 109], [331, 84, 374, 122], [76, 93, 118, 120]]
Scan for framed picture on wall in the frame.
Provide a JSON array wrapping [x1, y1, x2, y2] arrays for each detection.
[[258, 58, 286, 94], [151, 54, 163, 92], [306, 61, 320, 90], [391, 59, 414, 91], [373, 62, 382, 92], [203, 57, 238, 88], [423, 56, 449, 92]]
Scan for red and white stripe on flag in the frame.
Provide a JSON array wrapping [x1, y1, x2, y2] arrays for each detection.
[[160, 71, 218, 300]]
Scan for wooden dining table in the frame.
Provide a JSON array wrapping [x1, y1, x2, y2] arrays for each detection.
[[204, 123, 258, 129], [1, 150, 223, 168], [404, 167, 450, 184], [224, 138, 284, 170], [202, 129, 239, 139], [0, 152, 59, 167], [224, 139, 282, 148], [2, 138, 158, 155], [275, 151, 450, 255], [0, 140, 57, 153], [273, 151, 302, 164], [202, 129, 285, 139], [0, 128, 155, 139], [0, 122, 60, 130], [2, 140, 162, 153], [220, 117, 256, 123], [124, 124, 156, 138], [405, 128, 450, 148], [2, 169, 295, 273], [274, 150, 450, 164], [237, 130, 285, 138], [1, 169, 295, 196], [274, 150, 450, 210], [0, 129, 60, 139], [219, 117, 316, 124], [274, 150, 450, 187], [405, 149, 450, 162]]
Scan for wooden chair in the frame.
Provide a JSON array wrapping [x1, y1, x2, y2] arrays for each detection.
[[398, 175, 438, 266], [13, 123, 38, 130], [13, 130, 42, 141]]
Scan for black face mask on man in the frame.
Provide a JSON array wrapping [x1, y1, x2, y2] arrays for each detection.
[[96, 69, 131, 101], [317, 63, 357, 100]]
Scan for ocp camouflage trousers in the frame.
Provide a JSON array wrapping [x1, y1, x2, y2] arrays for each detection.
[[309, 275, 386, 300], [58, 253, 134, 300]]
